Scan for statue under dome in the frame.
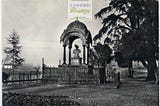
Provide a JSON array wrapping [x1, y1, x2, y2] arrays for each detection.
[[73, 44, 81, 58], [60, 20, 92, 65], [71, 44, 82, 65]]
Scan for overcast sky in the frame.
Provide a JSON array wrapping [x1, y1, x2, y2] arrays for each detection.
[[2, 0, 108, 66]]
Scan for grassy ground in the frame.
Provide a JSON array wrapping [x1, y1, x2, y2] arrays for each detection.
[[3, 70, 159, 106]]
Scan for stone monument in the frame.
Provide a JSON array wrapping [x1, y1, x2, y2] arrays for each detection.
[[58, 20, 98, 83], [71, 44, 82, 65]]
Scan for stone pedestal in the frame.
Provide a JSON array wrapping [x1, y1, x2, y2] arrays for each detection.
[[71, 57, 82, 65]]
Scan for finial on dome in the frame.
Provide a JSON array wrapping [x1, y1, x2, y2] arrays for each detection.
[[76, 17, 79, 21]]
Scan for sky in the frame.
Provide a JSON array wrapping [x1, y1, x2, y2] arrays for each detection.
[[2, 0, 109, 66]]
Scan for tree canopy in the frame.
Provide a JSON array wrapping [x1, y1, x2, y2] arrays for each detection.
[[3, 30, 24, 68], [94, 0, 158, 81], [90, 43, 112, 67]]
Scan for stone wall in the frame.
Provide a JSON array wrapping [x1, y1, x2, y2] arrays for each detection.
[[43, 65, 98, 84]]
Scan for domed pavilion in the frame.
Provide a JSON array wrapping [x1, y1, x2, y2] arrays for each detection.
[[60, 20, 92, 65], [42, 20, 98, 84]]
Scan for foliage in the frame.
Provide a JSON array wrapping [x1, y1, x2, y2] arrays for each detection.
[[34, 66, 41, 72], [90, 43, 112, 67], [114, 52, 128, 68], [3, 30, 24, 68], [94, 0, 158, 80]]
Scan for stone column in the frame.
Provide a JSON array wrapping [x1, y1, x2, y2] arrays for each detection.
[[83, 45, 86, 64], [63, 45, 66, 64], [68, 46, 72, 64]]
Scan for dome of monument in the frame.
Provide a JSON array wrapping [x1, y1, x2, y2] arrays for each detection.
[[60, 20, 92, 45], [67, 20, 87, 31]]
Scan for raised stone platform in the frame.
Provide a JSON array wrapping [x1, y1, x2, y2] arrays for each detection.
[[71, 57, 82, 65], [43, 64, 98, 84]]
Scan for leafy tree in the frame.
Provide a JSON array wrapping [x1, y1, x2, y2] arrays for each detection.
[[94, 0, 158, 81], [90, 43, 112, 83], [3, 30, 24, 80]]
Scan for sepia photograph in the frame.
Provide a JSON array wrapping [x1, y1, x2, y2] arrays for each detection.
[[2, 0, 159, 106]]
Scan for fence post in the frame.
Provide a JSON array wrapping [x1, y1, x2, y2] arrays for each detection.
[[19, 73, 21, 85], [27, 73, 30, 84], [49, 66, 52, 79], [37, 70, 39, 83], [42, 57, 45, 83], [30, 72, 32, 83], [23, 73, 25, 84]]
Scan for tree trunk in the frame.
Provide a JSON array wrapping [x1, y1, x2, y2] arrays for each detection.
[[99, 68, 106, 84], [145, 58, 157, 81], [128, 60, 134, 78]]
